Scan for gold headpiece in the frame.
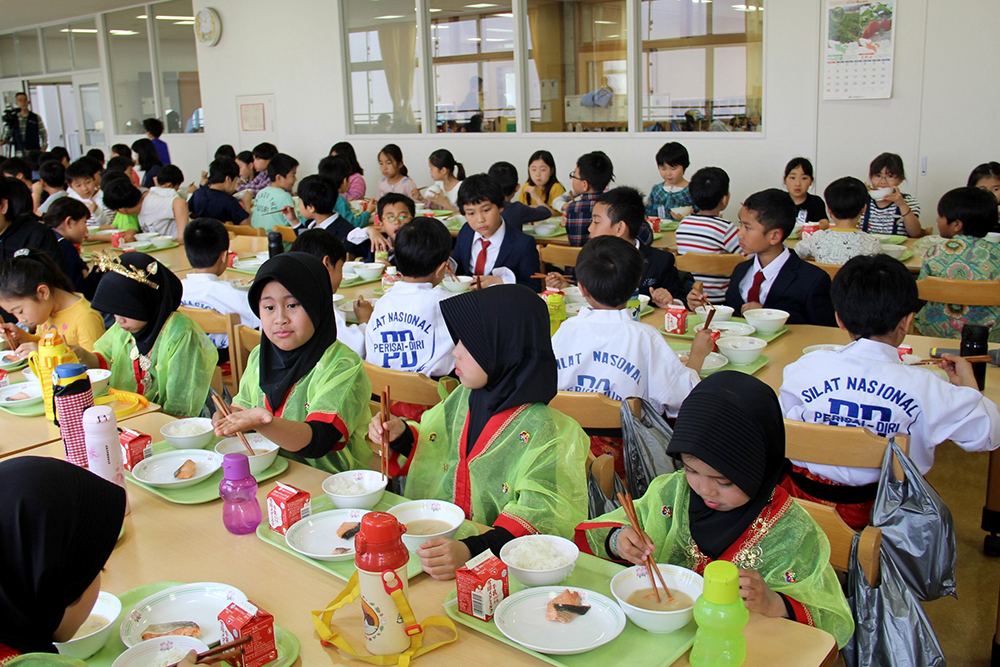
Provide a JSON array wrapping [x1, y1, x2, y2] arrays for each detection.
[[95, 250, 160, 290]]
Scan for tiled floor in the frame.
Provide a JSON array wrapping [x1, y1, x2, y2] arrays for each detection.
[[923, 444, 999, 666]]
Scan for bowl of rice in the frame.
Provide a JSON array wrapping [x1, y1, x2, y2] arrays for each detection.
[[111, 636, 209, 667], [322, 470, 388, 509], [160, 418, 216, 449], [500, 535, 579, 587]]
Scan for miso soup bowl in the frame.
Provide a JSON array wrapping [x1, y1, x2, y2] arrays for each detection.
[[695, 305, 734, 322], [716, 336, 767, 366], [355, 263, 385, 281], [388, 499, 464, 552], [55, 591, 122, 660], [741, 308, 789, 334], [610, 564, 704, 634], [881, 244, 907, 259], [441, 275, 473, 293]]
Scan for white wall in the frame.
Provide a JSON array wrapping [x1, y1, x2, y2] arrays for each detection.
[[185, 0, 999, 218]]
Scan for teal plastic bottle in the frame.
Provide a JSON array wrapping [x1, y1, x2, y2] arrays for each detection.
[[690, 560, 749, 667]]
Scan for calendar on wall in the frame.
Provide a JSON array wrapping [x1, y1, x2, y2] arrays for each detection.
[[823, 1, 896, 100]]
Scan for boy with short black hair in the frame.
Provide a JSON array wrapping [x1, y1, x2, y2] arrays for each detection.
[[552, 235, 708, 420], [65, 158, 112, 226], [86, 148, 105, 169], [564, 151, 614, 246], [688, 188, 836, 326], [42, 197, 95, 296], [237, 142, 278, 195], [794, 177, 881, 266], [282, 175, 362, 253], [49, 147, 71, 168], [36, 160, 68, 215], [453, 173, 540, 290], [155, 164, 184, 190], [487, 161, 549, 229], [188, 158, 249, 224], [346, 193, 417, 264], [365, 217, 455, 377], [780, 254, 1000, 528], [1, 158, 32, 189], [675, 166, 741, 304], [180, 218, 260, 358], [647, 142, 694, 221], [289, 228, 368, 357], [250, 153, 300, 230], [103, 177, 188, 240], [143, 117, 171, 165]]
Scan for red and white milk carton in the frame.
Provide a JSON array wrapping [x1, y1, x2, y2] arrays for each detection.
[[647, 217, 661, 233], [218, 600, 277, 667], [118, 427, 152, 472], [456, 549, 508, 622], [802, 222, 821, 240], [897, 344, 913, 361], [266, 482, 311, 535], [664, 303, 688, 335], [0, 369, 8, 388], [111, 230, 126, 248]]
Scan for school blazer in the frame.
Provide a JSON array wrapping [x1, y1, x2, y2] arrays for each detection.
[[453, 223, 542, 292], [725, 250, 836, 327], [639, 241, 687, 300]]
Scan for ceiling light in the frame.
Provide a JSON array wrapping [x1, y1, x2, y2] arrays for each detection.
[[60, 28, 99, 33], [484, 37, 505, 41], [486, 27, 512, 32], [375, 14, 405, 18], [429, 7, 442, 11], [173, 20, 195, 25], [109, 29, 139, 35], [731, 4, 759, 10], [468, 37, 482, 41], [608, 34, 620, 38], [493, 12, 514, 17], [136, 14, 147, 18], [465, 3, 498, 8], [154, 15, 195, 20], [594, 20, 615, 24]]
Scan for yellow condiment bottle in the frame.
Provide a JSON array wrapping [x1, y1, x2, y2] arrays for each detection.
[[28, 330, 79, 422]]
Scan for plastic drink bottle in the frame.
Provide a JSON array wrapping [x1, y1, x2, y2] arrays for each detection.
[[381, 266, 398, 292], [267, 231, 285, 259], [82, 404, 129, 515], [219, 453, 262, 534], [356, 512, 411, 655], [690, 560, 749, 667], [627, 288, 642, 321], [29, 330, 78, 422], [53, 363, 94, 466], [547, 293, 567, 336], [962, 323, 989, 390]]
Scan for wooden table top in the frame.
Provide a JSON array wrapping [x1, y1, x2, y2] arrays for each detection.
[[84, 241, 193, 274]]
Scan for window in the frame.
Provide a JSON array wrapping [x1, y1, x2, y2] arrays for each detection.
[[151, 0, 202, 133], [0, 34, 16, 78], [43, 26, 72, 73], [14, 30, 42, 76], [70, 20, 100, 70], [80, 83, 105, 146], [106, 8, 153, 134], [431, 1, 515, 133], [344, 0, 423, 134], [640, 0, 763, 132]]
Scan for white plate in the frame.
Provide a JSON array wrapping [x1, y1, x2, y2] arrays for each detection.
[[338, 298, 378, 313], [0, 383, 43, 406], [802, 344, 844, 355], [228, 278, 253, 291], [694, 321, 756, 337], [130, 449, 222, 489], [493, 586, 626, 655], [676, 351, 728, 373], [119, 582, 248, 647], [285, 508, 371, 561], [233, 258, 265, 272], [0, 353, 27, 370]]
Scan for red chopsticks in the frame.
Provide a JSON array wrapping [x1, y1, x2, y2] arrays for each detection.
[[166, 635, 252, 666], [380, 387, 391, 481]]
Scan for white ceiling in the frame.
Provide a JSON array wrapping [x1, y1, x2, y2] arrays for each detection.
[[0, 0, 145, 31]]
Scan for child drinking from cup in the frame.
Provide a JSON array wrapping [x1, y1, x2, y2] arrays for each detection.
[[861, 152, 922, 237]]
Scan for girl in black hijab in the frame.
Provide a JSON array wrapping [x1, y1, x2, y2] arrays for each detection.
[[76, 251, 216, 418], [575, 372, 854, 648], [212, 253, 372, 474], [369, 285, 590, 579], [0, 457, 125, 661]]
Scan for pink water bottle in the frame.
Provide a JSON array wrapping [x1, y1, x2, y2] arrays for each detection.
[[219, 453, 262, 534]]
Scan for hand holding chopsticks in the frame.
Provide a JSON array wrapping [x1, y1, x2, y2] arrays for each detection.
[[617, 492, 673, 603], [702, 303, 717, 331], [909, 355, 992, 366], [379, 387, 391, 481], [212, 395, 256, 456], [166, 635, 253, 667], [531, 273, 576, 284]]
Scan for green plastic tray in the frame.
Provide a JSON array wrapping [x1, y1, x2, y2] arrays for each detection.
[[443, 552, 696, 667], [898, 249, 914, 262], [655, 220, 680, 232], [145, 241, 181, 252], [668, 342, 770, 377], [872, 234, 907, 245], [85, 580, 300, 665], [524, 225, 568, 239], [340, 274, 383, 289], [256, 492, 479, 582], [124, 441, 289, 504], [659, 313, 789, 343]]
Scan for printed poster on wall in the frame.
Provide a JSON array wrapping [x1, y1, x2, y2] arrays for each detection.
[[823, 1, 896, 100]]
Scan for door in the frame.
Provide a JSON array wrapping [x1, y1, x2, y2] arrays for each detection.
[[72, 72, 106, 156]]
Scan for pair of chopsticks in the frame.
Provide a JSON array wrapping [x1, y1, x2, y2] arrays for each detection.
[[1, 328, 17, 352], [379, 388, 391, 481], [702, 303, 717, 331], [212, 394, 257, 456], [909, 355, 992, 366], [474, 276, 483, 290], [531, 273, 576, 284], [166, 635, 252, 667], [617, 491, 673, 603]]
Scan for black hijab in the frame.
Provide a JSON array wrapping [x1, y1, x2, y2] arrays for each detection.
[[0, 457, 126, 654], [666, 371, 786, 559], [91, 251, 181, 356], [248, 252, 337, 411], [439, 284, 557, 449]]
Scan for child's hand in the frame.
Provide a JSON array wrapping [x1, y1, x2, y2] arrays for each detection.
[[353, 297, 374, 324], [430, 192, 450, 209], [14, 342, 38, 355], [210, 403, 243, 431], [738, 568, 787, 618], [472, 276, 503, 289], [366, 226, 390, 253], [215, 406, 271, 437], [688, 329, 714, 372], [884, 187, 904, 205], [686, 285, 707, 311], [415, 537, 471, 580], [611, 525, 655, 566], [670, 209, 685, 221], [69, 346, 98, 368], [186, 183, 198, 196], [1, 323, 28, 348], [200, 170, 209, 186], [124, 230, 137, 242], [941, 353, 980, 389], [546, 272, 569, 289], [741, 301, 763, 314], [280, 205, 298, 223], [649, 287, 674, 309], [368, 413, 406, 448]]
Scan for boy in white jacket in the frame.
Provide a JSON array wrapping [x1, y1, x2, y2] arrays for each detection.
[[780, 254, 1000, 527], [551, 236, 713, 417]]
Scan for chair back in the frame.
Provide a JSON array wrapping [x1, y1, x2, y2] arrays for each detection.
[[539, 245, 583, 269], [796, 498, 882, 587], [230, 324, 262, 387], [917, 276, 1000, 306], [784, 419, 909, 480], [675, 252, 745, 275], [363, 362, 457, 407], [224, 223, 265, 237], [812, 262, 841, 280], [178, 307, 239, 396], [274, 225, 297, 243], [229, 235, 268, 254], [548, 391, 641, 429]]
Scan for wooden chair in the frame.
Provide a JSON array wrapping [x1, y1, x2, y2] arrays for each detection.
[[812, 262, 841, 280], [675, 252, 745, 275], [363, 362, 457, 407], [230, 325, 262, 388], [586, 453, 618, 504], [549, 391, 641, 429], [797, 499, 882, 587], [917, 276, 1000, 306], [539, 245, 582, 269], [784, 419, 909, 480], [274, 225, 297, 243], [179, 307, 239, 396], [229, 235, 268, 254], [224, 223, 265, 237]]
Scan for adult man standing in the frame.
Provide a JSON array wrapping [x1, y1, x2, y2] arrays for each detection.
[[1, 92, 47, 157]]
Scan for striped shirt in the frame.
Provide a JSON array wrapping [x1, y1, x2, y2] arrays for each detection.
[[860, 194, 921, 236], [675, 214, 742, 304]]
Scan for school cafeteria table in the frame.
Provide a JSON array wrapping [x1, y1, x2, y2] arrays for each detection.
[[9, 411, 839, 667], [83, 240, 193, 274]]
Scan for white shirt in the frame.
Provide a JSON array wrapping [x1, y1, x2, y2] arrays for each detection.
[[364, 281, 455, 377], [67, 189, 112, 226], [738, 247, 791, 304], [424, 180, 461, 208], [180, 273, 260, 348], [138, 188, 179, 238], [793, 229, 883, 266], [333, 306, 366, 359], [470, 222, 515, 284], [780, 338, 1000, 485], [551, 308, 699, 417]]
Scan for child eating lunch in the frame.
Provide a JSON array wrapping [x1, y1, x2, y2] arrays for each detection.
[[213, 252, 373, 473], [368, 285, 589, 579], [860, 152, 922, 237], [575, 372, 854, 648], [517, 150, 565, 215], [646, 142, 693, 221]]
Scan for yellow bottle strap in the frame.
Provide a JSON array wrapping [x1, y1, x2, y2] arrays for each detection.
[[94, 388, 149, 418], [311, 571, 459, 667]]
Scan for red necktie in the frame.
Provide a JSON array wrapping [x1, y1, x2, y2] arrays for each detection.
[[474, 238, 491, 276], [747, 270, 766, 304]]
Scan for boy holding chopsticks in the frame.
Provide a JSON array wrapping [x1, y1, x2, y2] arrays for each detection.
[[249, 153, 302, 231], [779, 254, 1000, 528]]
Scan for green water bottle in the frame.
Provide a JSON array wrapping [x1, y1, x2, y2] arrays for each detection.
[[547, 293, 567, 336], [690, 560, 749, 667], [627, 288, 641, 321]]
